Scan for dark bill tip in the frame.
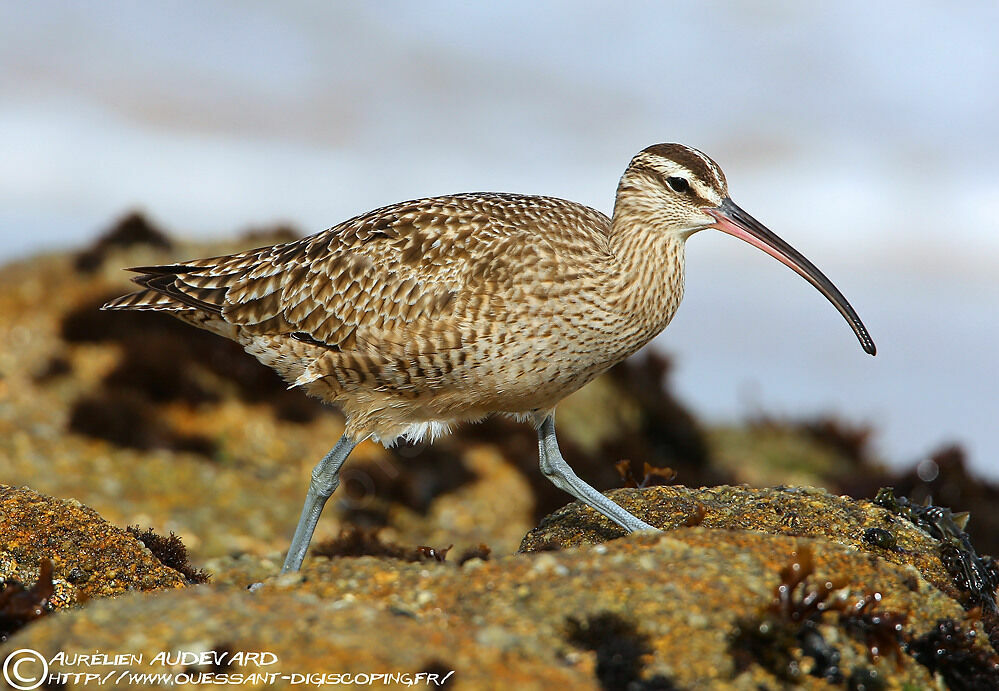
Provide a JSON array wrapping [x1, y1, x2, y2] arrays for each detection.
[[707, 198, 877, 356]]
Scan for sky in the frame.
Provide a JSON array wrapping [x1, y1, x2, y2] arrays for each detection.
[[1, 2, 997, 477]]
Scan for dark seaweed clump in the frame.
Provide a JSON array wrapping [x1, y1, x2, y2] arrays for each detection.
[[840, 592, 907, 666], [312, 526, 453, 564], [457, 544, 491, 565], [731, 547, 847, 683], [732, 543, 999, 688], [823, 437, 999, 558], [907, 619, 999, 690], [875, 487, 999, 652], [748, 413, 999, 560], [565, 612, 676, 690], [615, 460, 677, 489], [338, 446, 477, 526], [59, 291, 328, 456], [127, 526, 210, 584], [419, 660, 455, 688], [881, 445, 999, 558], [74, 211, 173, 273], [0, 558, 55, 641], [875, 488, 999, 615], [731, 546, 905, 685], [70, 389, 216, 456]]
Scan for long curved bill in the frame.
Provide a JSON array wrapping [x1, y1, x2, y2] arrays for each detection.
[[706, 198, 876, 355]]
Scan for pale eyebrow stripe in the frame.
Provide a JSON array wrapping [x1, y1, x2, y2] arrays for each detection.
[[629, 164, 715, 207]]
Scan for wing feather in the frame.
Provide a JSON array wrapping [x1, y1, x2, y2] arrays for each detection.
[[105, 193, 612, 355]]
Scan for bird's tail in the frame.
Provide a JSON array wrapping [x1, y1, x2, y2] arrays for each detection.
[[102, 288, 191, 311]]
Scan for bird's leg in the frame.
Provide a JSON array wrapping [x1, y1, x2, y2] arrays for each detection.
[[535, 413, 658, 532], [281, 434, 360, 573]]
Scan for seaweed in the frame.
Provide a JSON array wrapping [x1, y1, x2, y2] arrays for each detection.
[[415, 545, 452, 563], [681, 502, 707, 528], [840, 592, 906, 666], [907, 619, 999, 690], [311, 526, 451, 564], [730, 546, 904, 684], [312, 526, 413, 561], [60, 293, 328, 455], [756, 546, 845, 682], [726, 545, 999, 686], [0, 558, 55, 641], [852, 445, 999, 558], [565, 612, 676, 690], [875, 486, 999, 648], [127, 526, 210, 584], [69, 389, 216, 456], [845, 667, 884, 690], [615, 460, 677, 489], [338, 445, 477, 526], [457, 544, 491, 565], [74, 211, 172, 273]]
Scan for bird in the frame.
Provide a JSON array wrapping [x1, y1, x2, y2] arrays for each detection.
[[103, 143, 876, 572]]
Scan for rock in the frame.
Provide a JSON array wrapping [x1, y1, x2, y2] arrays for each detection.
[[2, 527, 971, 689], [0, 484, 187, 610], [5, 487, 998, 688], [521, 485, 964, 600]]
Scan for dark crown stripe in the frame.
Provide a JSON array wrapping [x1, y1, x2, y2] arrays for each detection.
[[640, 143, 724, 188]]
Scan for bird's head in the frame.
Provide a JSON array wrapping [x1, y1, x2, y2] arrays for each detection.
[[616, 143, 876, 355]]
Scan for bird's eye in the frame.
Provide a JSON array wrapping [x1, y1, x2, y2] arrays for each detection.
[[666, 176, 690, 193]]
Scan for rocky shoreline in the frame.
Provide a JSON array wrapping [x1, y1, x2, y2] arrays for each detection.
[[2, 214, 997, 688]]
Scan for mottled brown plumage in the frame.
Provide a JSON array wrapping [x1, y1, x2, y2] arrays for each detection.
[[107, 186, 686, 442], [105, 143, 875, 571]]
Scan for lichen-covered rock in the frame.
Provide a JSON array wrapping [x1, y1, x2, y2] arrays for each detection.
[[521, 484, 962, 598], [0, 484, 187, 608], [3, 524, 978, 689]]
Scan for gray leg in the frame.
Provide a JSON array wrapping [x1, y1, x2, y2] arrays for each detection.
[[536, 413, 658, 532], [281, 434, 360, 573]]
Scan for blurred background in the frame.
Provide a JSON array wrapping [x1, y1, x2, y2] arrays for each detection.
[[1, 1, 997, 478]]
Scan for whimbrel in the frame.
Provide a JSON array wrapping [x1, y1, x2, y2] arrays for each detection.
[[104, 143, 876, 572]]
